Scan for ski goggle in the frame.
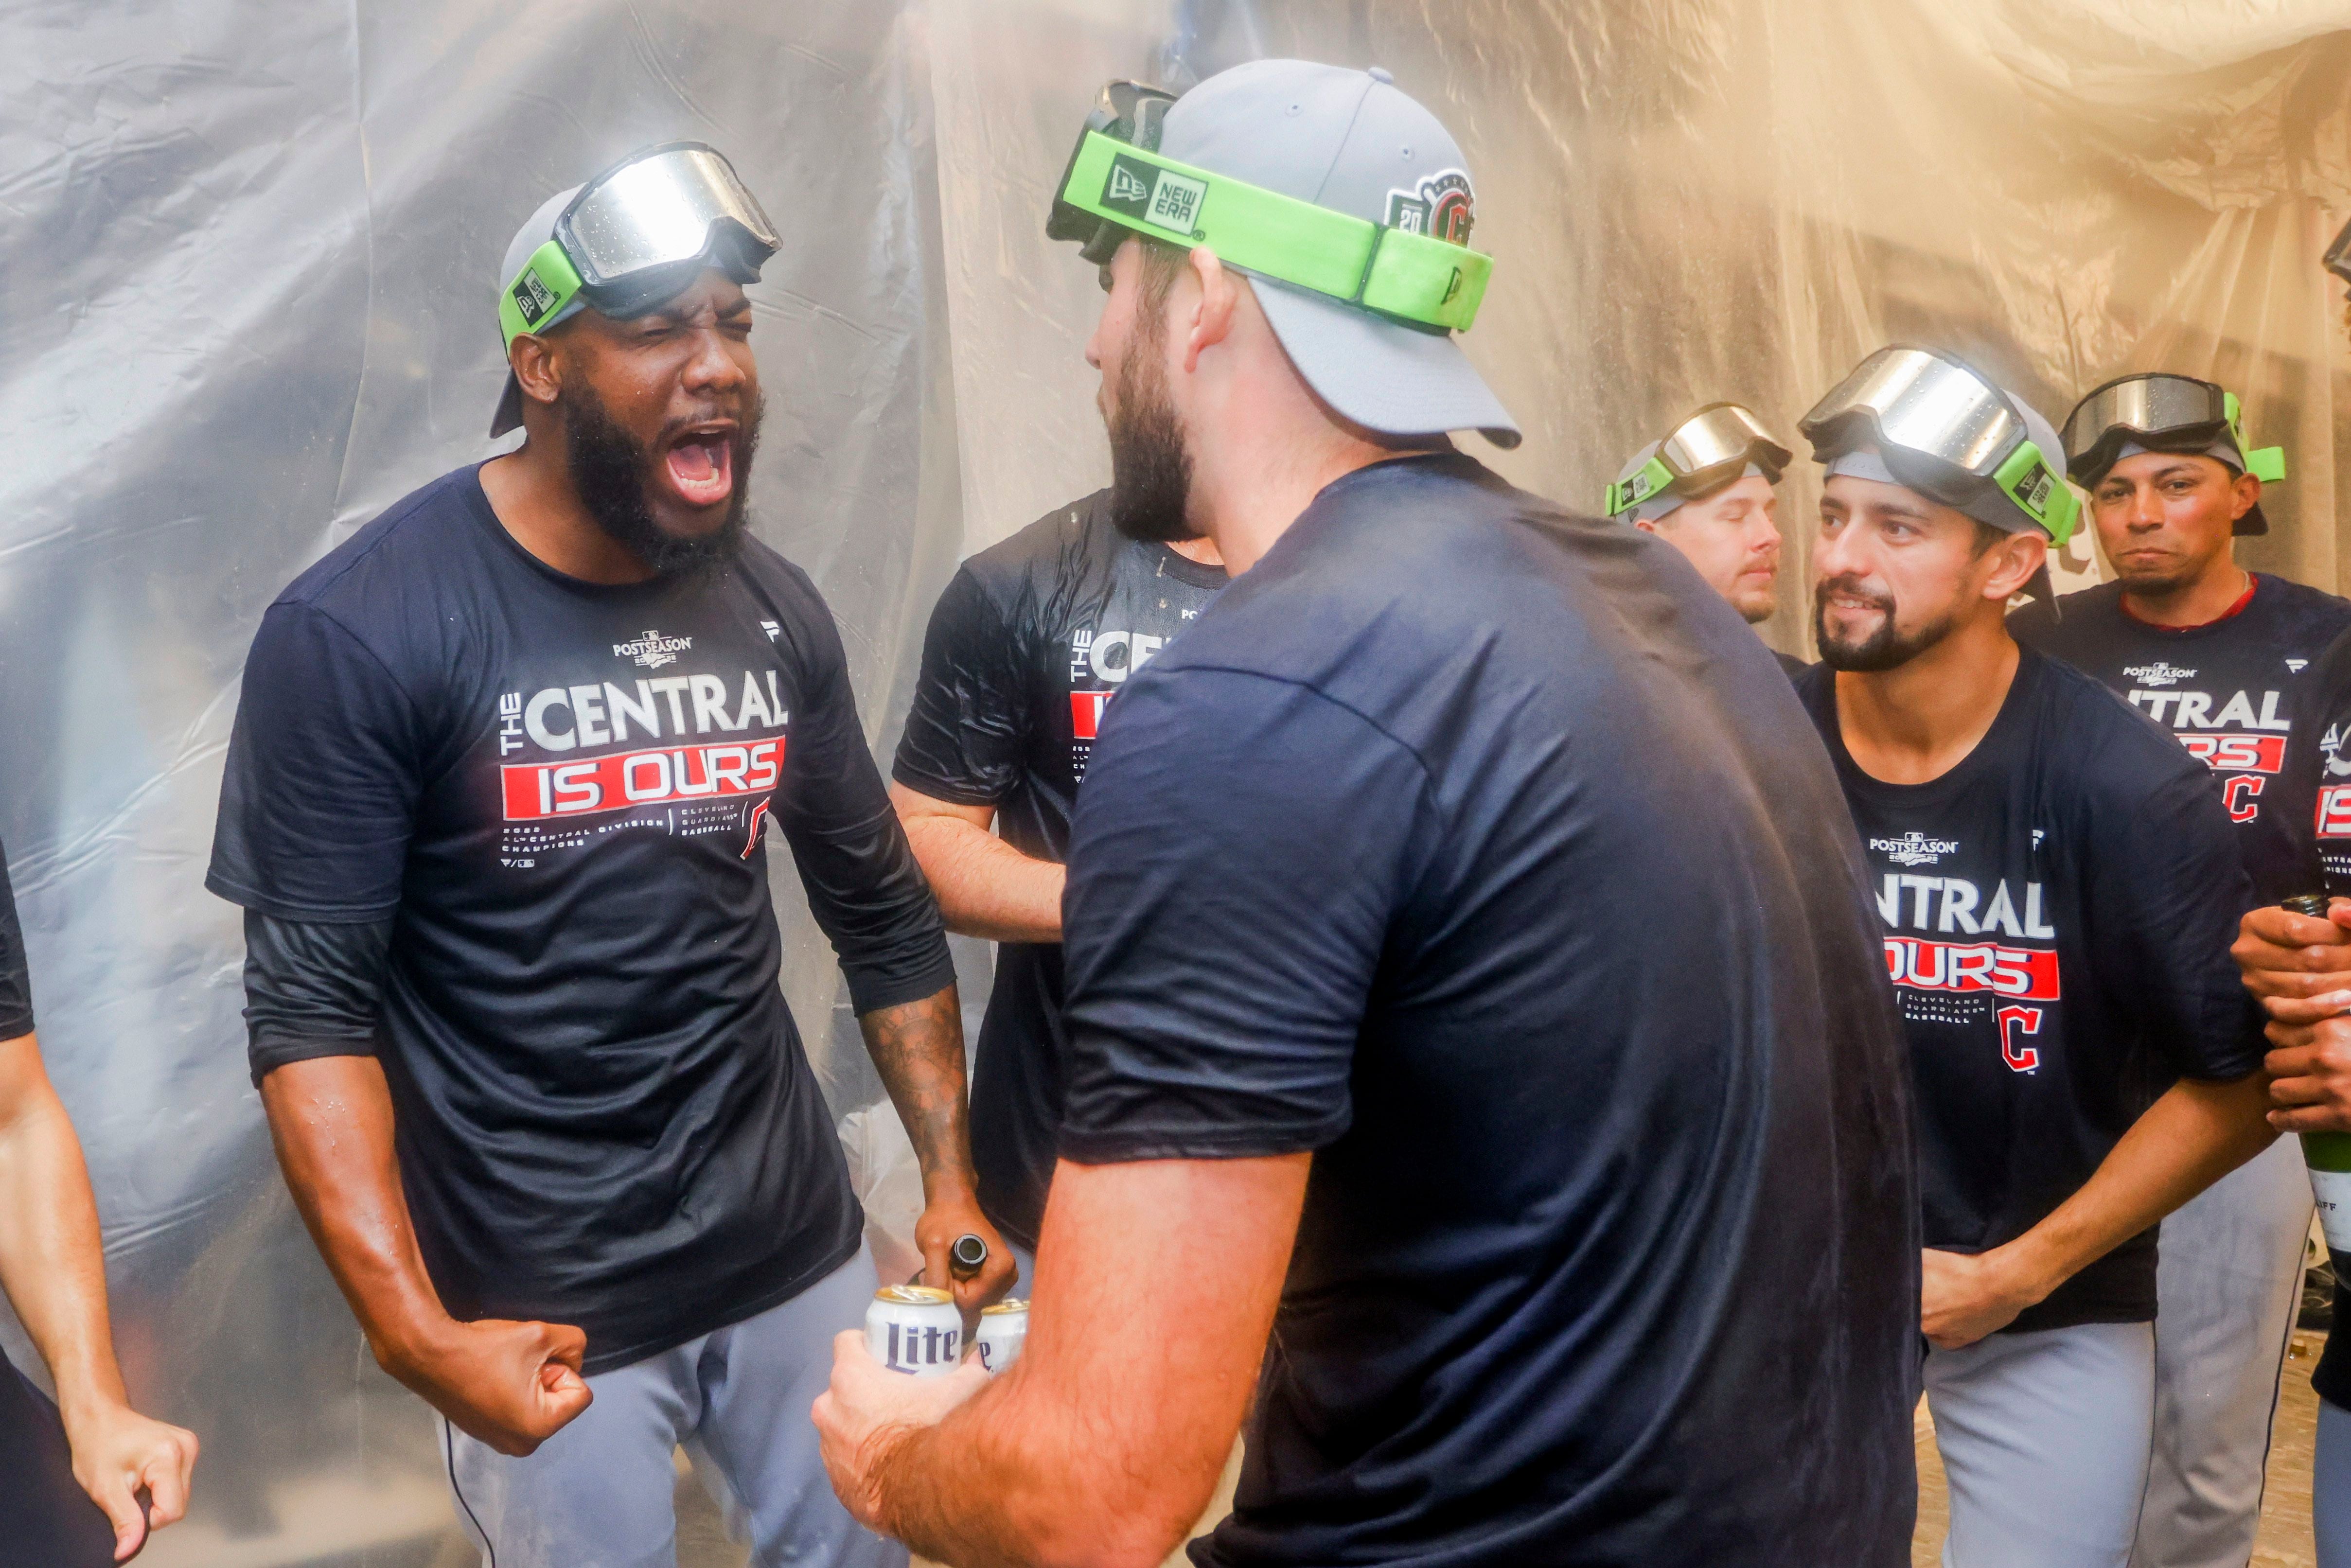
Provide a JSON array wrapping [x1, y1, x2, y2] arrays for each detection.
[[1604, 403, 1792, 517], [1800, 347, 2079, 546], [1046, 80, 1491, 334], [499, 142, 779, 350], [2060, 373, 2285, 487]]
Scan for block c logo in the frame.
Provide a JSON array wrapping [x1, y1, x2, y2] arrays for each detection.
[[1996, 1005, 2043, 1074]]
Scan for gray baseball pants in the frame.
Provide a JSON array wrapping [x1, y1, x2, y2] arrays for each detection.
[[1924, 1320, 2157, 1568], [442, 1244, 904, 1568], [2131, 1136, 2310, 1568]]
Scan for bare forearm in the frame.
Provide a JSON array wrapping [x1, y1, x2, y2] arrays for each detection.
[[0, 1033, 124, 1415], [2006, 1074, 2277, 1300], [861, 1159, 1303, 1568], [260, 1054, 454, 1369], [861, 987, 978, 1197], [898, 810, 1064, 944]]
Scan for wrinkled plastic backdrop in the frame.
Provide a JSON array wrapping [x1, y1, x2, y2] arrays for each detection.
[[0, 0, 2346, 1562]]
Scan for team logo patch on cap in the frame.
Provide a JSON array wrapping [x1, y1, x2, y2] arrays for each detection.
[[1103, 154, 1208, 239], [1387, 169, 1474, 245]]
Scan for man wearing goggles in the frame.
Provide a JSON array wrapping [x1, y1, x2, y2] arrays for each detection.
[[208, 143, 1008, 1568], [2006, 371, 2343, 1568], [1793, 346, 2276, 1568], [1607, 403, 1802, 670], [817, 60, 1917, 1568], [2209, 215, 2351, 1568]]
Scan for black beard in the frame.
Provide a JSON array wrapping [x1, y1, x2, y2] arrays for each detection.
[[1813, 579, 1958, 672], [559, 379, 760, 575], [1106, 331, 1199, 544]]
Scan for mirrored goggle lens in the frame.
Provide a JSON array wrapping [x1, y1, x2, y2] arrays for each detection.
[[567, 148, 778, 283], [2061, 376, 2225, 457], [1660, 405, 1776, 476], [1817, 348, 2019, 476]]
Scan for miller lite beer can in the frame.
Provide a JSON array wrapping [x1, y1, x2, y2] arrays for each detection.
[[975, 1299, 1028, 1374], [867, 1285, 962, 1377]]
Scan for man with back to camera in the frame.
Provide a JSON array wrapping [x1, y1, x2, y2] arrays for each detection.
[[0, 837, 198, 1565], [890, 481, 1224, 1286], [205, 143, 1009, 1567], [1606, 401, 1808, 673], [2007, 372, 2339, 1568], [1791, 345, 2279, 1568], [2200, 214, 2351, 1568], [811, 61, 1921, 1568]]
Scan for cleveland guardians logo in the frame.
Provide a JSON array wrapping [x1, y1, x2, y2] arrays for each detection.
[[1386, 169, 1474, 245]]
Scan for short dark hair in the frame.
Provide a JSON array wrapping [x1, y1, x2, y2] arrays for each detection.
[[1969, 518, 2011, 557], [1134, 235, 1189, 322]]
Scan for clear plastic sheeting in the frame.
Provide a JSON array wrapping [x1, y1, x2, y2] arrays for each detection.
[[0, 1, 2347, 1563], [0, 4, 957, 1562], [930, 0, 2351, 644]]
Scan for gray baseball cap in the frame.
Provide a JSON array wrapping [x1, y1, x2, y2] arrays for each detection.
[[1156, 60, 1519, 449], [490, 186, 584, 438]]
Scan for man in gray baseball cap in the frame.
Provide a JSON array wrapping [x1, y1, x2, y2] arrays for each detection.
[[816, 59, 1918, 1568]]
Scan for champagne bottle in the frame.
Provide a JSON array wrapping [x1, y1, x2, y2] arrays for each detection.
[[2283, 893, 2351, 1253]]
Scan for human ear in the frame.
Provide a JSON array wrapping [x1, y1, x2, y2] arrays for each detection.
[[1183, 247, 1236, 374]]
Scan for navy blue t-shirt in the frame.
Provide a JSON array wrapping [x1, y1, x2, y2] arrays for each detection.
[[208, 465, 954, 1372], [1796, 651, 2264, 1331], [0, 840, 30, 1040], [1058, 454, 1918, 1567], [2012, 575, 2351, 902], [893, 491, 1223, 1248]]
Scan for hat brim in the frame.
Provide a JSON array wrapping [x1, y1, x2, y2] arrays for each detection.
[[491, 370, 525, 439], [1249, 276, 1520, 450], [2235, 499, 2268, 536]]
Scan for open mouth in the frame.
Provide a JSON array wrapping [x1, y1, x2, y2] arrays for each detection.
[[663, 427, 735, 509]]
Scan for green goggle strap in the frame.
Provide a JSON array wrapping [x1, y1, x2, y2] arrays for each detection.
[[2223, 392, 2288, 483], [1059, 131, 1491, 333], [1604, 455, 1677, 517], [498, 240, 585, 351], [1991, 439, 2081, 547]]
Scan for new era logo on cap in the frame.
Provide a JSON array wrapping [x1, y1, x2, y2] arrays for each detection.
[[511, 267, 558, 328], [1102, 153, 1207, 238]]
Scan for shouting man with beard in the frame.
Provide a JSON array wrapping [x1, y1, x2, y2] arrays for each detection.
[[206, 147, 1009, 1568], [1791, 347, 2276, 1568], [816, 62, 1920, 1568]]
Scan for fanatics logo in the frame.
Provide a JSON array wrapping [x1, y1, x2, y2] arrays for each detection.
[[2123, 661, 2195, 687], [613, 629, 694, 669], [1870, 831, 1960, 867], [2290, 659, 2311, 673]]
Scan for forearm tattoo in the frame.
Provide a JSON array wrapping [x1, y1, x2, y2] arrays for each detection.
[[860, 987, 975, 1189]]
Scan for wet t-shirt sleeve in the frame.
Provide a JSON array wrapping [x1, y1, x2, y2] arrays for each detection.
[[1058, 667, 1439, 1161], [0, 841, 32, 1039], [2084, 761, 2264, 1082], [207, 601, 426, 923], [771, 581, 956, 1014], [892, 567, 1031, 810]]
